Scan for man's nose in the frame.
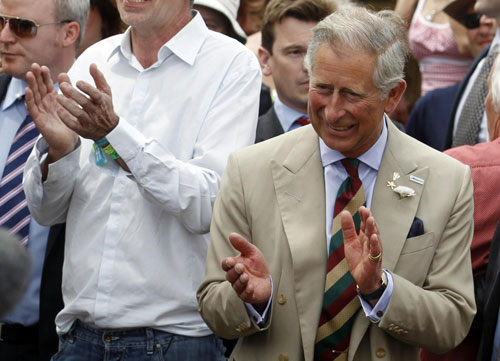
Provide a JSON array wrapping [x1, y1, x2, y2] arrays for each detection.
[[324, 93, 346, 121], [0, 21, 17, 43]]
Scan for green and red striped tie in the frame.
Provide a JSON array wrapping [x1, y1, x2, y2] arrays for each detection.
[[314, 158, 366, 361]]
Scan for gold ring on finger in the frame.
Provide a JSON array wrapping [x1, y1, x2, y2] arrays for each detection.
[[368, 252, 382, 262]]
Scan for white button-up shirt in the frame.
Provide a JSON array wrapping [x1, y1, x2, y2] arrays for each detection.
[[24, 12, 261, 336]]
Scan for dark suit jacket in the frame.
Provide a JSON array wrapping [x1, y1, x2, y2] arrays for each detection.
[[477, 220, 500, 361], [406, 83, 460, 151], [444, 45, 490, 150], [255, 106, 284, 143], [0, 73, 65, 361]]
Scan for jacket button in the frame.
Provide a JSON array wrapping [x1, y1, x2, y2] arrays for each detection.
[[376, 348, 386, 358], [104, 335, 112, 343], [278, 294, 287, 305], [279, 354, 289, 361]]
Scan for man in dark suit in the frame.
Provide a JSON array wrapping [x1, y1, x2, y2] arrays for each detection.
[[0, 0, 88, 360], [406, 83, 460, 151], [445, 0, 500, 149], [255, 0, 336, 143]]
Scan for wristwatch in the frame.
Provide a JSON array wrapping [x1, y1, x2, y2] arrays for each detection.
[[356, 271, 388, 301]]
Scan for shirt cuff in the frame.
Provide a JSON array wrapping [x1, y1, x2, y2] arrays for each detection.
[[244, 276, 273, 327], [35, 137, 81, 183], [358, 269, 394, 322], [105, 118, 147, 162]]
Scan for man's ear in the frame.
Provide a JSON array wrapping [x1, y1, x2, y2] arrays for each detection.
[[384, 80, 407, 114], [61, 21, 80, 48], [258, 46, 273, 77]]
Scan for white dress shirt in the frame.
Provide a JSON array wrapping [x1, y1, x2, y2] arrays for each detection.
[[24, 12, 261, 336]]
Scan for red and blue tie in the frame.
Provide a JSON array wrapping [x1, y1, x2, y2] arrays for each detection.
[[315, 158, 366, 360]]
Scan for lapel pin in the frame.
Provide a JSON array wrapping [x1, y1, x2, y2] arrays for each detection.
[[410, 175, 425, 185], [387, 172, 416, 199]]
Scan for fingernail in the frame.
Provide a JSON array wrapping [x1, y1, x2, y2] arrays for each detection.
[[235, 264, 243, 274]]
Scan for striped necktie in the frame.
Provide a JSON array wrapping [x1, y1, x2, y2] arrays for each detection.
[[294, 116, 310, 126], [314, 158, 365, 361], [0, 113, 39, 246]]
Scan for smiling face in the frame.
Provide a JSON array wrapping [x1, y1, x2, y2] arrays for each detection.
[[308, 43, 405, 157], [259, 17, 316, 113]]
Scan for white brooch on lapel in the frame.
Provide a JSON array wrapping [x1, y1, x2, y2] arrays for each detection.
[[387, 172, 416, 199]]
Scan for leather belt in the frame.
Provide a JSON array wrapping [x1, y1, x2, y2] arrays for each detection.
[[0, 322, 38, 344]]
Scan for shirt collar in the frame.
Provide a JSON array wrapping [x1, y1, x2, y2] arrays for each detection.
[[319, 116, 388, 171], [1, 77, 27, 111], [274, 96, 308, 132], [109, 10, 208, 69]]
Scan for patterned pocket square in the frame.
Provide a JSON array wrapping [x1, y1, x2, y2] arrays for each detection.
[[407, 217, 424, 238]]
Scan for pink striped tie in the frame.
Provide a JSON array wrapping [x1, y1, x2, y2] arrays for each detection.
[[0, 114, 39, 246]]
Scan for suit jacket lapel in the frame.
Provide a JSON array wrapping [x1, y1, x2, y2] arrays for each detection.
[[0, 74, 12, 101], [348, 120, 429, 359], [271, 126, 327, 361]]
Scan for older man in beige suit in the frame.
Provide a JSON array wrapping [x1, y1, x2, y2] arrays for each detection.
[[198, 5, 476, 361]]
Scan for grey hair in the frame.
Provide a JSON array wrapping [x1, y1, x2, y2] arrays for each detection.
[[53, 0, 90, 49], [491, 50, 500, 113], [304, 5, 410, 99]]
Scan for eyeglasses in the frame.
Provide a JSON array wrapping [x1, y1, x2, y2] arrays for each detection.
[[463, 13, 483, 29], [0, 14, 72, 39]]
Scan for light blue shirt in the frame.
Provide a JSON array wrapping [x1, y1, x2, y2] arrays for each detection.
[[320, 118, 393, 322], [273, 96, 308, 132], [0, 77, 50, 326], [248, 118, 394, 325], [491, 308, 500, 361]]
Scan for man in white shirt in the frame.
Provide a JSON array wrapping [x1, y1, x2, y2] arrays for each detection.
[[22, 0, 261, 360], [255, 0, 336, 143]]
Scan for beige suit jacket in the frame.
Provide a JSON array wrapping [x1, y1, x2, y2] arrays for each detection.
[[198, 121, 476, 361]]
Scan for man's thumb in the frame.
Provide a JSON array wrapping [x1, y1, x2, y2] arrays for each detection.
[[229, 232, 257, 256]]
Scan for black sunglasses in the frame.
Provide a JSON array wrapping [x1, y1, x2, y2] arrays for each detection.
[[463, 13, 483, 29], [0, 14, 71, 39]]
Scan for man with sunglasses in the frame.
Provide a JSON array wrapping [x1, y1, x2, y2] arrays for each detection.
[[445, 0, 500, 149], [22, 0, 261, 360], [0, 1, 89, 361]]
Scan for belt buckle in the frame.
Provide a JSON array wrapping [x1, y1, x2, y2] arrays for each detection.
[[0, 323, 4, 341]]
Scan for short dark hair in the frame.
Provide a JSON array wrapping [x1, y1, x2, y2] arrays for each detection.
[[261, 0, 336, 53], [90, 0, 123, 39]]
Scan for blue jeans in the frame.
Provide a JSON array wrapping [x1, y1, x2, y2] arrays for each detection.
[[50, 320, 226, 361]]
